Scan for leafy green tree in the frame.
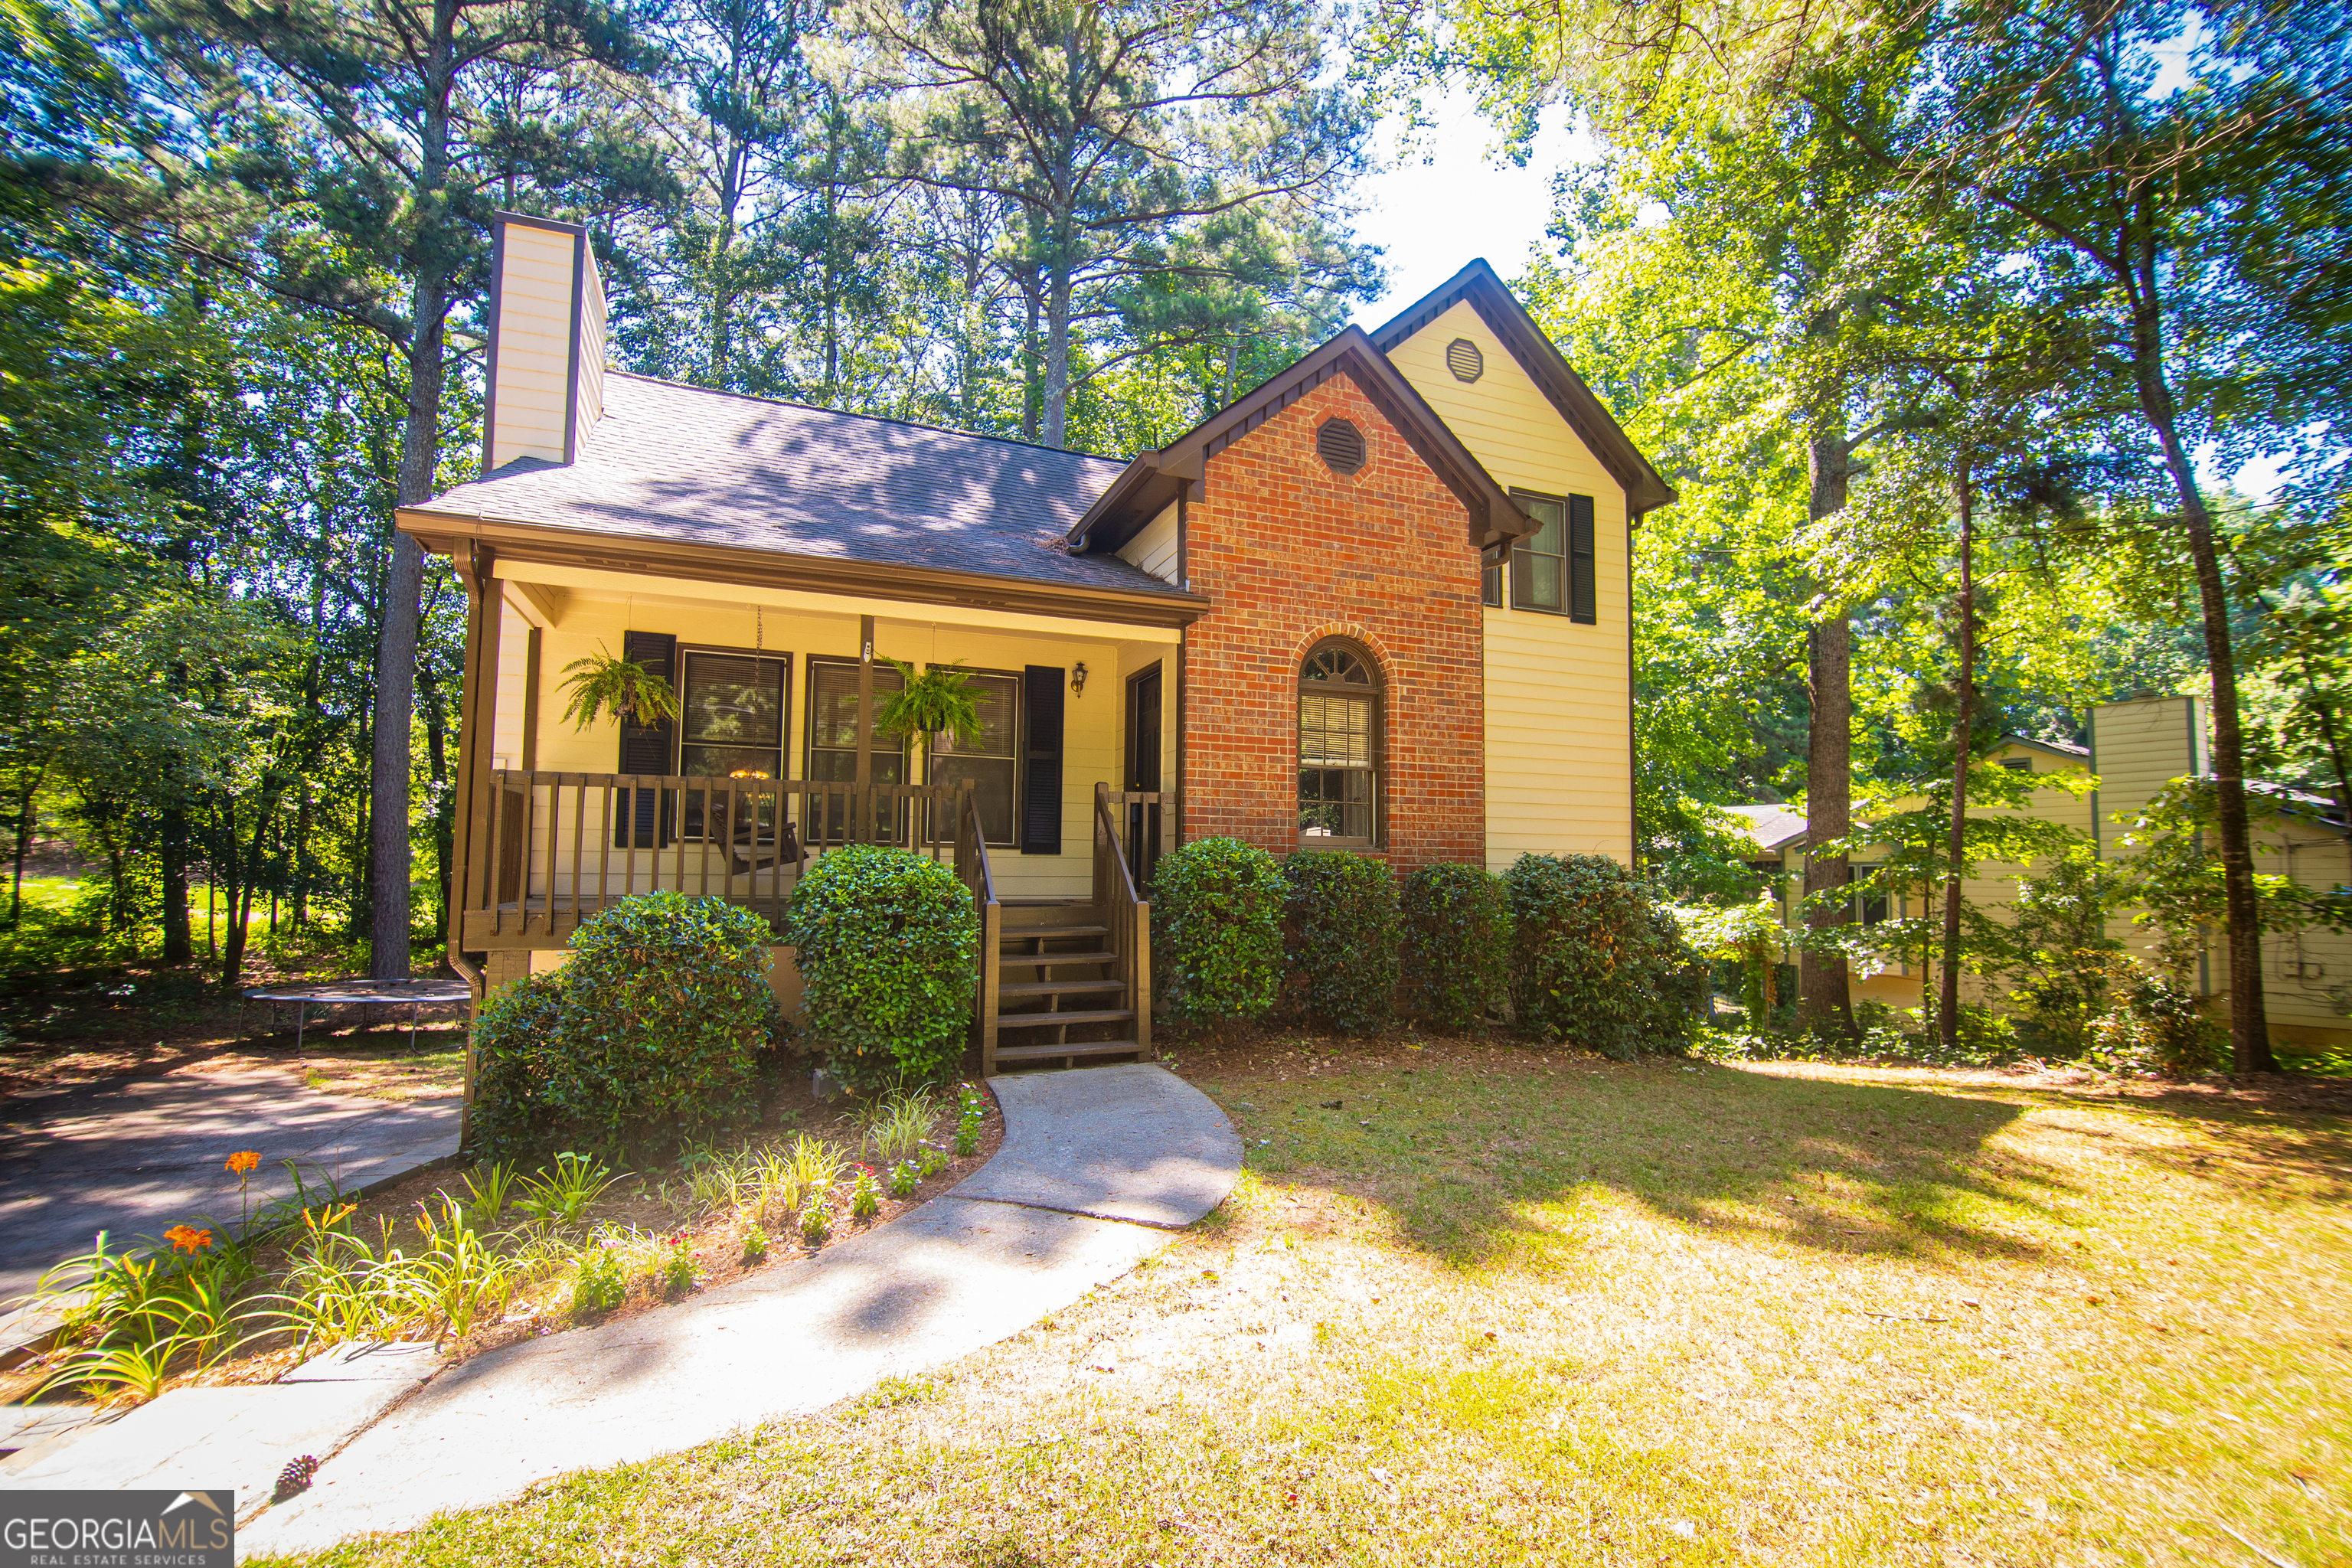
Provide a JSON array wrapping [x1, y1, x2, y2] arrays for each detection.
[[126, 0, 673, 977], [858, 0, 1375, 448]]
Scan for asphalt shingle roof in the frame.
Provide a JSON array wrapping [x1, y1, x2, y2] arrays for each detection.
[[425, 373, 1182, 597]]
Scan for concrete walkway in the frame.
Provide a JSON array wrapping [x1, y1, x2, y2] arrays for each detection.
[[0, 1069, 462, 1308], [9, 1063, 1237, 1557]]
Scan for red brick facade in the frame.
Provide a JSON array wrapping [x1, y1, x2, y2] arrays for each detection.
[[1180, 371, 1485, 873]]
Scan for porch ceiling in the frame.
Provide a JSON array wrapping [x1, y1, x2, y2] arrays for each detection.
[[492, 557, 1181, 645]]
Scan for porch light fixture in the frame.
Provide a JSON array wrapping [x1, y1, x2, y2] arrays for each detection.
[[1070, 662, 1088, 697]]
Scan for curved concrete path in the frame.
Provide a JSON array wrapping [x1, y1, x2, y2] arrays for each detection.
[[162, 1063, 1242, 1557]]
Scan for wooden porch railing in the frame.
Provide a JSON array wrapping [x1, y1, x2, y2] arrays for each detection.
[[953, 785, 1001, 1070], [464, 770, 980, 942], [1093, 782, 1161, 1055]]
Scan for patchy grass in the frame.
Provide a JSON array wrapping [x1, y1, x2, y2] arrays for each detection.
[[258, 1038, 2348, 1567]]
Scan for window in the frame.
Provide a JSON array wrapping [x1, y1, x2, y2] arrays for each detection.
[[805, 658, 906, 838], [678, 650, 790, 838], [1482, 546, 1503, 607], [1298, 640, 1380, 844], [1507, 490, 1597, 623], [925, 669, 1020, 846], [1848, 864, 1890, 926]]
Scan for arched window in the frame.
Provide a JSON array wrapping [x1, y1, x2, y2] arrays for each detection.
[[1298, 640, 1380, 845]]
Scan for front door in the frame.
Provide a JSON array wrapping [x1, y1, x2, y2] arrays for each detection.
[[1125, 665, 1163, 887]]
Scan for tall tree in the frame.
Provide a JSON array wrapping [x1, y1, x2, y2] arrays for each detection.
[[858, 0, 1374, 448], [1815, 0, 2352, 1071], [129, 0, 671, 977]]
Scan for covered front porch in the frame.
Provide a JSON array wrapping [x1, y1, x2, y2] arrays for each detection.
[[451, 555, 1184, 1072]]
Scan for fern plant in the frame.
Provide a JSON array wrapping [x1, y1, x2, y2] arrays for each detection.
[[556, 645, 681, 731], [874, 658, 984, 753]]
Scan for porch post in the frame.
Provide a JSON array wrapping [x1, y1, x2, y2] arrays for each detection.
[[856, 614, 875, 841]]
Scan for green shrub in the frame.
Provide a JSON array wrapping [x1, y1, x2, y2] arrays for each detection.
[[783, 844, 978, 1094], [1506, 854, 1703, 1059], [546, 891, 776, 1158], [1150, 837, 1285, 1031], [469, 969, 569, 1163], [2087, 959, 2224, 1078], [1400, 863, 1511, 1032], [1279, 851, 1399, 1034]]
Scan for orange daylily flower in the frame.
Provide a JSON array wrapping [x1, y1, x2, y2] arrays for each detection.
[[224, 1151, 263, 1175], [164, 1224, 213, 1254]]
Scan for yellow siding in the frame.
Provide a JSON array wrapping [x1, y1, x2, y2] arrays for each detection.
[[574, 243, 606, 449], [1117, 501, 1179, 583], [489, 223, 577, 470], [1385, 300, 1632, 868], [491, 601, 530, 768], [488, 564, 1177, 901]]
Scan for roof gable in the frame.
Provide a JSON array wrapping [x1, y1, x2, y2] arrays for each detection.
[[1067, 327, 1537, 556], [1370, 260, 1675, 517]]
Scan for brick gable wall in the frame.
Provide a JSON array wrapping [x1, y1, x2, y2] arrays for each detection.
[[1180, 371, 1485, 873]]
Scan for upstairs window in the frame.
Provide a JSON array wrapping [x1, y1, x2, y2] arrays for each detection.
[[1508, 490, 1597, 623], [1298, 640, 1380, 846]]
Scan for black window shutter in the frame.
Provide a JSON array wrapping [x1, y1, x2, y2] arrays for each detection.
[[616, 630, 678, 848], [1568, 495, 1597, 624], [1021, 665, 1063, 855]]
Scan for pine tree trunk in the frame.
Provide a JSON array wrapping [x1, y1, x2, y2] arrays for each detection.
[[1043, 249, 1073, 449], [1939, 458, 1975, 1056], [1799, 430, 1856, 1040]]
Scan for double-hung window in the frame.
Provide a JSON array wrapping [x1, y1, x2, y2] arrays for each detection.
[[925, 669, 1021, 847], [678, 649, 790, 838], [1298, 640, 1380, 845], [1504, 490, 1598, 623], [805, 659, 905, 839]]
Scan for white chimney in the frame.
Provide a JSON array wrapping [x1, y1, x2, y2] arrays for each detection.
[[481, 212, 608, 474]]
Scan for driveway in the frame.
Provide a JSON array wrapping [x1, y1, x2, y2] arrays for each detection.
[[0, 1068, 462, 1309]]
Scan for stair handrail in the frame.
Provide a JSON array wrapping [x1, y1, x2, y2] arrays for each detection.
[[1093, 782, 1152, 1052], [956, 782, 1001, 1073]]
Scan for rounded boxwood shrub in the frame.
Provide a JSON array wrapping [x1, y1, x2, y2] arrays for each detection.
[[467, 969, 567, 1163], [1150, 837, 1284, 1031], [1400, 862, 1512, 1033], [1281, 850, 1399, 1034], [550, 890, 777, 1153], [782, 843, 978, 1093], [1506, 853, 1702, 1059]]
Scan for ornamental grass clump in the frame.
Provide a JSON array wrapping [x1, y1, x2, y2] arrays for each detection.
[[1400, 863, 1512, 1033], [1280, 851, 1400, 1034], [783, 844, 979, 1093], [1505, 853, 1704, 1060], [1150, 837, 1285, 1031]]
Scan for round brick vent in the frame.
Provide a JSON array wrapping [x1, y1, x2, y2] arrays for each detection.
[[1446, 337, 1485, 382], [1315, 417, 1366, 475]]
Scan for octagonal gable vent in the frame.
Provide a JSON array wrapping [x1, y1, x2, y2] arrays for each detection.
[[1446, 337, 1485, 382], [1315, 416, 1366, 475]]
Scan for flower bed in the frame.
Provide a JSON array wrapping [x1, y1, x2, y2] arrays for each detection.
[[3, 1078, 1004, 1408]]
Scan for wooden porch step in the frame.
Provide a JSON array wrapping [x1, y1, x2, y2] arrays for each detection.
[[995, 1039, 1145, 1064], [995, 949, 1116, 969], [998, 978, 1125, 999], [995, 1008, 1135, 1029], [999, 925, 1109, 943]]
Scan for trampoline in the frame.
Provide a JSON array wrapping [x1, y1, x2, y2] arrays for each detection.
[[241, 978, 474, 1050]]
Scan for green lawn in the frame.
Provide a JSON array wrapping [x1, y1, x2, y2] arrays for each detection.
[[264, 1040, 2349, 1566]]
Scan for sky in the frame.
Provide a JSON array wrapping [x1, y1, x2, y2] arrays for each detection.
[[1347, 89, 1593, 326]]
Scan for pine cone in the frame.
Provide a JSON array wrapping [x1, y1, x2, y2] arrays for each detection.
[[274, 1455, 321, 1500]]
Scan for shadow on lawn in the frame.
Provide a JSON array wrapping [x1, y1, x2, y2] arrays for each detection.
[[1186, 1040, 2068, 1273]]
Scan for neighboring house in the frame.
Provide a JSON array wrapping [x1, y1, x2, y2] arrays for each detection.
[[410, 212, 1674, 1070], [1729, 696, 2352, 1053]]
